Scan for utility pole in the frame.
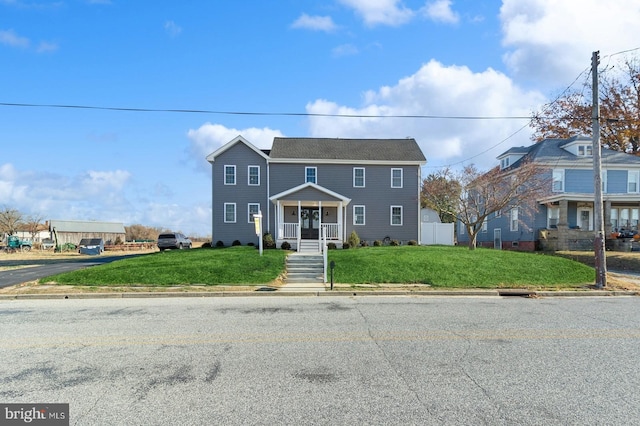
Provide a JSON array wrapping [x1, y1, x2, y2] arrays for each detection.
[[592, 50, 607, 288]]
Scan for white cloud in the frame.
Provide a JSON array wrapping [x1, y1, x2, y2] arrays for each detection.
[[422, 0, 459, 24], [332, 43, 359, 57], [164, 20, 182, 37], [306, 60, 546, 170], [0, 29, 30, 48], [338, 0, 414, 26], [36, 41, 58, 53], [291, 13, 337, 32], [500, 0, 640, 88], [187, 123, 284, 172]]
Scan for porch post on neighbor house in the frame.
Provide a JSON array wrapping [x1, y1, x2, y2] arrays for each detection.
[[297, 199, 302, 238], [557, 199, 569, 250]]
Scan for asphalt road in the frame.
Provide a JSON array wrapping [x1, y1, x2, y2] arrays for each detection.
[[0, 255, 144, 289], [1, 296, 639, 425]]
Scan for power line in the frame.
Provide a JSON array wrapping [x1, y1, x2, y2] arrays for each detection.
[[0, 101, 534, 120]]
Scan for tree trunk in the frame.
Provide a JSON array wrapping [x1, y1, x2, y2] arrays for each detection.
[[467, 232, 477, 250]]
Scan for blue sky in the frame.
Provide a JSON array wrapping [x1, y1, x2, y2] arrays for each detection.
[[1, 0, 639, 237]]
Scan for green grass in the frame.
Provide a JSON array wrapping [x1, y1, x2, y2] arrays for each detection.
[[40, 247, 288, 286], [40, 245, 596, 289], [328, 246, 595, 288]]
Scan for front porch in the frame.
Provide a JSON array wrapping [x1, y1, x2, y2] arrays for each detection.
[[270, 182, 352, 252]]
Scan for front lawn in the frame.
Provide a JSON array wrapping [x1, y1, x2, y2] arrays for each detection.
[[39, 245, 596, 289], [328, 246, 595, 288], [40, 246, 288, 286]]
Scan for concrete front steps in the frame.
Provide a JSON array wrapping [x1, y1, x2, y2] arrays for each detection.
[[298, 240, 321, 253], [285, 252, 324, 284]]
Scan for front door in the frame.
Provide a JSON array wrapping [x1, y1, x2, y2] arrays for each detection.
[[300, 208, 319, 239], [578, 208, 593, 230], [494, 229, 502, 250]]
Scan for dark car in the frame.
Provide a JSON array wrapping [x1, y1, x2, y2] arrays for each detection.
[[157, 233, 192, 251]]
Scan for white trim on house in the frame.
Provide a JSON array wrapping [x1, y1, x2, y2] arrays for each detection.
[[248, 165, 260, 186], [224, 203, 236, 223], [305, 167, 317, 184], [248, 203, 260, 223], [391, 205, 403, 226], [391, 168, 403, 188], [353, 167, 365, 188], [268, 158, 425, 166], [353, 205, 365, 225], [269, 182, 352, 204], [224, 165, 236, 185], [206, 135, 270, 163]]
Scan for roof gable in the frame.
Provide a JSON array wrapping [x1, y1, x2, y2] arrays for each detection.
[[269, 182, 351, 204], [269, 138, 426, 163], [206, 135, 270, 163]]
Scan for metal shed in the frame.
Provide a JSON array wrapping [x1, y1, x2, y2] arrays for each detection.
[[49, 220, 126, 246]]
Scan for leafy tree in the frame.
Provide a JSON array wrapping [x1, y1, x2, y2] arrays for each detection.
[[0, 206, 22, 237], [421, 168, 461, 223], [531, 56, 640, 155], [455, 163, 550, 250]]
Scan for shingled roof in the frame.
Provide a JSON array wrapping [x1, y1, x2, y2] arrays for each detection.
[[269, 138, 426, 163]]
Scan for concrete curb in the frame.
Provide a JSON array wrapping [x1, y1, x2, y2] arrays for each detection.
[[0, 289, 637, 300]]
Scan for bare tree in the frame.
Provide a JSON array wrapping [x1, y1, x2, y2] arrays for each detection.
[[531, 56, 640, 155], [455, 163, 550, 250], [125, 224, 164, 241], [421, 168, 462, 223], [23, 213, 45, 242], [0, 206, 23, 237]]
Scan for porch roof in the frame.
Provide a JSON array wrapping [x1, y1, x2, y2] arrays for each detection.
[[269, 182, 351, 205]]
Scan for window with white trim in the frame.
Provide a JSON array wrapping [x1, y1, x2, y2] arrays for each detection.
[[601, 170, 607, 193], [610, 208, 618, 229], [628, 170, 639, 193], [305, 167, 317, 184], [495, 209, 502, 218], [391, 206, 403, 226], [248, 203, 260, 223], [353, 168, 365, 188], [224, 203, 236, 223], [481, 218, 487, 233], [548, 206, 559, 228], [552, 169, 564, 192], [248, 166, 260, 186], [391, 168, 403, 188], [510, 207, 519, 232], [224, 165, 236, 185], [353, 205, 365, 225], [578, 145, 593, 156]]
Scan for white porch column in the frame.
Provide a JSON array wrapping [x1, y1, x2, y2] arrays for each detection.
[[276, 200, 281, 239], [339, 201, 344, 241], [297, 200, 301, 238], [318, 200, 322, 243]]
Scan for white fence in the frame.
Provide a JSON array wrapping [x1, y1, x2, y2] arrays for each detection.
[[420, 223, 454, 246]]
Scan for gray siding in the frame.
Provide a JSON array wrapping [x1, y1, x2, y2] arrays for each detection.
[[269, 163, 420, 242], [212, 143, 268, 246]]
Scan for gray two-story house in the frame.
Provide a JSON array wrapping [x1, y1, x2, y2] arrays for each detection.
[[207, 136, 427, 250], [459, 136, 640, 251]]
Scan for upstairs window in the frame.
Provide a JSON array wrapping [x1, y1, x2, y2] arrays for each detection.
[[578, 145, 593, 156], [391, 168, 403, 188], [628, 171, 639, 193], [501, 157, 510, 169], [248, 166, 260, 186], [552, 169, 564, 192], [353, 168, 365, 188], [510, 208, 519, 232], [305, 167, 317, 184], [224, 165, 236, 185]]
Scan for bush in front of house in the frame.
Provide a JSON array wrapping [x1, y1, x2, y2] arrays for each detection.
[[348, 230, 360, 248], [408, 240, 418, 246], [247, 242, 255, 247], [390, 239, 400, 246], [215, 240, 225, 248], [232, 240, 242, 246], [327, 242, 337, 250], [263, 233, 276, 249], [342, 242, 350, 249], [202, 241, 212, 248], [281, 241, 291, 250], [373, 240, 382, 247], [360, 240, 369, 247]]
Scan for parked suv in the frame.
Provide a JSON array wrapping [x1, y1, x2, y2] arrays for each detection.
[[157, 233, 192, 251]]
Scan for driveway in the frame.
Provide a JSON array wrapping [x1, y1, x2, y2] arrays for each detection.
[[0, 254, 146, 289]]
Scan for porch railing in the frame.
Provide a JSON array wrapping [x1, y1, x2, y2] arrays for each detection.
[[282, 223, 299, 239], [321, 224, 340, 240]]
